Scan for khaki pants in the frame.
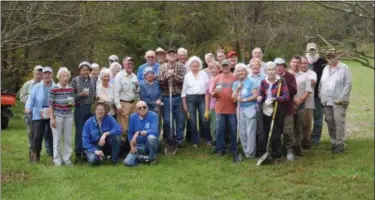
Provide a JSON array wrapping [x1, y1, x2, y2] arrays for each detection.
[[293, 108, 305, 148], [302, 109, 314, 147], [323, 105, 348, 146], [283, 115, 295, 151], [118, 101, 136, 141]]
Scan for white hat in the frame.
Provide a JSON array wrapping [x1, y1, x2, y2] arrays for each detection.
[[155, 47, 165, 53], [33, 65, 43, 72], [42, 66, 53, 73], [78, 61, 91, 69], [306, 43, 318, 52], [108, 55, 119, 62], [273, 58, 286, 65]]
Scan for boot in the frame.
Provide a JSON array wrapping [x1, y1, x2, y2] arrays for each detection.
[[30, 152, 38, 164], [75, 153, 82, 164]]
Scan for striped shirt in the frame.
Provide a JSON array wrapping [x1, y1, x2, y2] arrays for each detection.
[[259, 77, 290, 104], [157, 62, 186, 96], [49, 84, 75, 117]]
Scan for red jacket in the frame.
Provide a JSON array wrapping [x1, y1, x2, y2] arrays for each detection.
[[281, 71, 297, 116]]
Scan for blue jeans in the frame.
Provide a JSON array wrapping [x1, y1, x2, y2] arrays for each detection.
[[74, 104, 92, 154], [311, 96, 324, 144], [215, 113, 237, 153], [186, 95, 212, 145], [86, 135, 121, 165], [162, 96, 185, 145], [124, 135, 159, 166]]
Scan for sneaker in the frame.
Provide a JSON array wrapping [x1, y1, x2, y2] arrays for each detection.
[[192, 144, 199, 148], [206, 142, 213, 148], [64, 161, 74, 166], [178, 142, 186, 148], [287, 152, 295, 161], [216, 151, 225, 157]]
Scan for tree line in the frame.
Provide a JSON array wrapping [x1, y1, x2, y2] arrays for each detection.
[[1, 1, 373, 93]]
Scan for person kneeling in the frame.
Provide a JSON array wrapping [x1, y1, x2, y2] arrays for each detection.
[[124, 101, 159, 166], [82, 100, 122, 165]]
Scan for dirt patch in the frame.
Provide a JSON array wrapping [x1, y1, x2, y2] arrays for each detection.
[[1, 171, 29, 184]]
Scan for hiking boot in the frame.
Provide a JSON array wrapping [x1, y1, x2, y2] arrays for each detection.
[[287, 152, 295, 161], [178, 142, 186, 148], [295, 146, 303, 157], [30, 152, 38, 164], [150, 156, 160, 165], [75, 153, 82, 164], [332, 144, 344, 154]]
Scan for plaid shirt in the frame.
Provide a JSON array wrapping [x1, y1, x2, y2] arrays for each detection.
[[259, 77, 290, 104], [157, 62, 186, 96]]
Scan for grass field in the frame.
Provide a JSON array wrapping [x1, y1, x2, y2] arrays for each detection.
[[1, 61, 374, 200]]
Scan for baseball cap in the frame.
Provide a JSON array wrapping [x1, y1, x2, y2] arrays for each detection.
[[78, 61, 91, 69], [155, 47, 165, 53], [221, 59, 230, 66], [167, 48, 177, 54], [108, 55, 119, 62], [227, 50, 237, 58], [124, 56, 134, 62], [306, 43, 318, 52], [42, 66, 53, 73], [143, 67, 155, 76], [33, 65, 43, 72], [274, 58, 286, 65]]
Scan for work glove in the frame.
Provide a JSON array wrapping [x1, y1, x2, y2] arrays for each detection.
[[204, 109, 210, 120]]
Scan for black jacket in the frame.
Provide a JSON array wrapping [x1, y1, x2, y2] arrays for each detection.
[[312, 57, 328, 97]]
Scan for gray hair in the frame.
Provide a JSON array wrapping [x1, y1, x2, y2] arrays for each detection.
[[144, 50, 155, 59], [56, 67, 71, 79], [177, 47, 188, 56], [109, 62, 122, 73], [99, 68, 111, 79], [91, 63, 100, 69], [186, 56, 203, 70], [265, 61, 276, 69], [234, 63, 248, 75]]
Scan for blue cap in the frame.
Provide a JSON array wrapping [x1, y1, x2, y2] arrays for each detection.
[[143, 67, 155, 77]]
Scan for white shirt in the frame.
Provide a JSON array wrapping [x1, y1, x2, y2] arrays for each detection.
[[181, 70, 209, 97], [303, 69, 317, 109], [290, 71, 312, 108], [114, 70, 139, 109], [96, 83, 115, 115]]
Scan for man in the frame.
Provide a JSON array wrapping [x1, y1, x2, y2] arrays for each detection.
[[155, 47, 166, 65], [319, 48, 352, 153], [210, 59, 237, 157], [114, 56, 140, 144], [124, 101, 159, 166], [227, 50, 238, 73], [83, 101, 122, 165], [216, 49, 226, 64], [158, 48, 186, 154], [305, 43, 328, 145], [288, 56, 312, 156], [177, 47, 188, 72], [300, 56, 317, 149], [108, 55, 119, 66], [18, 65, 53, 157], [251, 47, 267, 75], [137, 50, 160, 81], [274, 57, 297, 161]]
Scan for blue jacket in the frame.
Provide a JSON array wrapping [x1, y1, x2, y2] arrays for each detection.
[[139, 80, 162, 110], [82, 115, 122, 152], [25, 81, 56, 120], [137, 63, 160, 81], [128, 111, 158, 145]]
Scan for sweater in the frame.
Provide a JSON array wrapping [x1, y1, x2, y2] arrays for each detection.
[[128, 111, 159, 145]]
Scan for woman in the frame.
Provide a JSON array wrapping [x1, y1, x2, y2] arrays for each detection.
[[204, 53, 216, 79], [71, 61, 96, 163], [49, 67, 75, 166], [248, 58, 265, 87], [25, 67, 56, 163], [82, 100, 122, 165], [109, 62, 122, 84], [232, 63, 259, 159], [90, 63, 101, 86], [96, 68, 116, 118], [182, 56, 212, 148], [257, 61, 290, 163], [139, 67, 162, 113], [205, 61, 221, 145]]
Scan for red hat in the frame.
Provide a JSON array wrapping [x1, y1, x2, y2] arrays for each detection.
[[227, 50, 237, 58]]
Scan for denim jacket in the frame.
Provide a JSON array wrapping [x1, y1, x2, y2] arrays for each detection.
[[82, 115, 122, 152], [25, 81, 56, 120]]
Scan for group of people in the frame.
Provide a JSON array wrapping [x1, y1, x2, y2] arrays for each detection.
[[19, 43, 352, 166]]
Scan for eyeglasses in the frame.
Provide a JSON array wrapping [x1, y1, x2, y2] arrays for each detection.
[[147, 56, 155, 59], [137, 106, 147, 110]]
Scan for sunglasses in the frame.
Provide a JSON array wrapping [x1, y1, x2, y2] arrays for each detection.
[[137, 106, 147, 110]]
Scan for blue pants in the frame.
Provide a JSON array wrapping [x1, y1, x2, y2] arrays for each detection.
[[186, 95, 212, 145], [162, 96, 185, 145], [311, 96, 324, 144], [215, 113, 237, 153], [124, 135, 159, 166], [74, 104, 92, 154], [86, 135, 121, 165]]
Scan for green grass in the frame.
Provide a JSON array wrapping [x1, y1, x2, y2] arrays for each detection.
[[1, 61, 374, 200]]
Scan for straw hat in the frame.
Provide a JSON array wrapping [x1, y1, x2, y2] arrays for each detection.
[[91, 100, 111, 114]]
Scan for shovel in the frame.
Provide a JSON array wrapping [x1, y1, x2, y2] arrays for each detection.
[[256, 80, 282, 166]]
